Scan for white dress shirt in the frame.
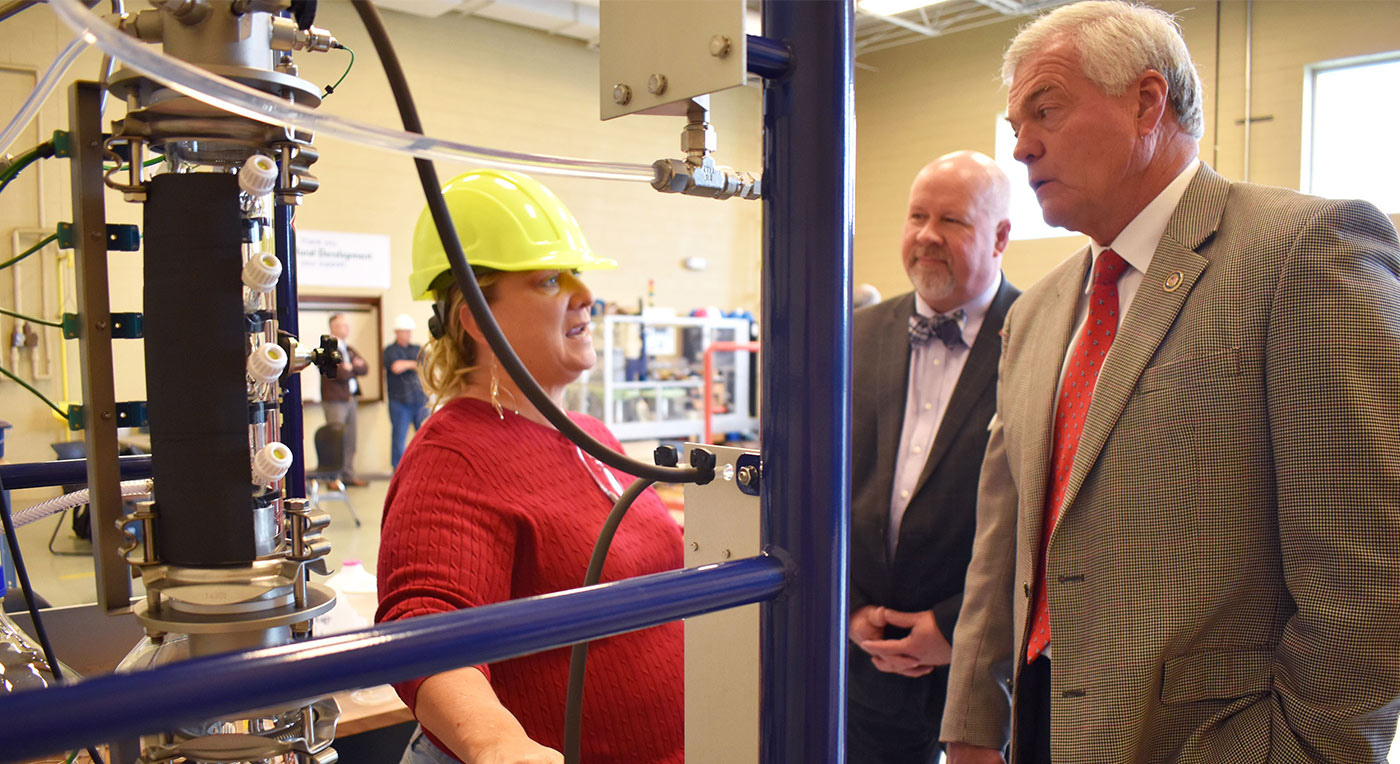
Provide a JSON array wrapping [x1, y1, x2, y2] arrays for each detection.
[[1056, 159, 1201, 395], [888, 273, 1002, 558], [338, 338, 360, 396]]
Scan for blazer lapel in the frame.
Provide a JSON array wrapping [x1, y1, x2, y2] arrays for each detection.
[[1054, 166, 1228, 521], [1020, 252, 1093, 561], [911, 279, 1016, 498]]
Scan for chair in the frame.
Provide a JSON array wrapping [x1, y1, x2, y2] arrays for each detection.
[[47, 441, 96, 556], [306, 423, 361, 527], [46, 441, 148, 555]]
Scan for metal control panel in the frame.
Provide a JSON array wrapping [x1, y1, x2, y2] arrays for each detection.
[[683, 443, 761, 764]]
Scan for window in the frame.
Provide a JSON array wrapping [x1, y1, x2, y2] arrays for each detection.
[[994, 115, 1079, 241], [1304, 54, 1400, 214]]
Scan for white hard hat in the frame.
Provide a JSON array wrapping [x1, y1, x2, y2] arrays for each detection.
[[393, 314, 417, 332], [853, 283, 882, 309]]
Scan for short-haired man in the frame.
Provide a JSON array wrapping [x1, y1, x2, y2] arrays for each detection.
[[849, 150, 1018, 763], [322, 312, 370, 487], [941, 3, 1400, 763]]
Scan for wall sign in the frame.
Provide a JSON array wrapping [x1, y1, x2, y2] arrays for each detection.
[[297, 230, 392, 289]]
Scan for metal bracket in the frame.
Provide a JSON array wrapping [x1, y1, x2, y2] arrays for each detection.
[[118, 499, 160, 569], [735, 453, 761, 496], [67, 400, 148, 431], [56, 221, 141, 251], [599, 0, 746, 120], [49, 129, 72, 158], [62, 312, 144, 339]]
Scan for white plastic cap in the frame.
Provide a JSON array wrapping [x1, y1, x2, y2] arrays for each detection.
[[242, 252, 283, 293], [393, 314, 416, 331], [247, 342, 288, 383], [238, 154, 278, 195], [252, 441, 294, 484]]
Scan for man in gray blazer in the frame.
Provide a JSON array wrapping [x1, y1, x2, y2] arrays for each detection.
[[849, 150, 1019, 763], [941, 3, 1400, 763]]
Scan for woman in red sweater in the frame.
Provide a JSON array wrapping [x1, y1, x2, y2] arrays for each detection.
[[377, 170, 684, 764]]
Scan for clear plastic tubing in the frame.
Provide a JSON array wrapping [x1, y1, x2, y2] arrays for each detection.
[[47, 0, 654, 183], [0, 33, 88, 155]]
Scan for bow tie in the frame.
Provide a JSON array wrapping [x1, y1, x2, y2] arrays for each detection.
[[909, 310, 966, 349]]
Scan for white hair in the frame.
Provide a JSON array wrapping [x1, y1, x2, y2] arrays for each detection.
[[1003, 1, 1204, 139]]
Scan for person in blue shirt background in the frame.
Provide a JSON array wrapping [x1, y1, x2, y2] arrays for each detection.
[[384, 313, 430, 470]]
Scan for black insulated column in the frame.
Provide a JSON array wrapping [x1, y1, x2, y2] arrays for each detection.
[[144, 173, 258, 565]]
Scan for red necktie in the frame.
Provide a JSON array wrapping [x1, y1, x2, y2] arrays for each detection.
[[1026, 249, 1127, 663]]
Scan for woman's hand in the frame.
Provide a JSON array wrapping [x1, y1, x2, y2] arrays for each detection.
[[471, 739, 563, 764], [416, 667, 564, 764]]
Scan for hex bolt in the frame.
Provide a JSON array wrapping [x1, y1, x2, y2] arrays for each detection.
[[736, 465, 757, 487], [101, 411, 113, 420], [612, 83, 632, 105], [647, 73, 668, 95], [96, 320, 108, 330], [709, 34, 732, 57]]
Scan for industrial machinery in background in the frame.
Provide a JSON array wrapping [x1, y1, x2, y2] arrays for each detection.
[[0, 0, 852, 761]]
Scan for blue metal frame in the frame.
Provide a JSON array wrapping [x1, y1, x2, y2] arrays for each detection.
[[0, 557, 785, 760], [746, 34, 793, 80], [274, 201, 306, 499], [759, 3, 854, 762], [0, 2, 855, 759], [0, 454, 152, 490]]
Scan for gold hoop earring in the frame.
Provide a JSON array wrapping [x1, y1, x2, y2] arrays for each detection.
[[489, 361, 519, 420]]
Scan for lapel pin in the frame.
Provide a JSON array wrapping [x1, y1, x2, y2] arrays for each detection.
[[1164, 271, 1184, 292]]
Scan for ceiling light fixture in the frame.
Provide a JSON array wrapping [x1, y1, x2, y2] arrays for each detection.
[[858, 0, 952, 16]]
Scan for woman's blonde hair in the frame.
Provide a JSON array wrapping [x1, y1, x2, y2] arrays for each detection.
[[418, 268, 502, 402]]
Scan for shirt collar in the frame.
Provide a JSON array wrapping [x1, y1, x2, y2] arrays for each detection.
[[914, 271, 1002, 343], [1086, 158, 1201, 289]]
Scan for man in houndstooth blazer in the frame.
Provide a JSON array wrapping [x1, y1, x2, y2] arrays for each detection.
[[940, 3, 1400, 763]]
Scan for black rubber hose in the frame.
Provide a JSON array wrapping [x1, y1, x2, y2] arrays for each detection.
[[562, 476, 657, 764], [0, 139, 56, 195], [347, 0, 709, 486], [0, 475, 107, 764]]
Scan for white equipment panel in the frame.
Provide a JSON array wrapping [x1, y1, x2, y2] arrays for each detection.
[[683, 444, 761, 764], [599, 0, 747, 120]]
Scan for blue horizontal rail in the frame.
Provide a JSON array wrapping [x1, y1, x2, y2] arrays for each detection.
[[746, 34, 792, 79], [0, 454, 152, 490], [0, 555, 787, 762]]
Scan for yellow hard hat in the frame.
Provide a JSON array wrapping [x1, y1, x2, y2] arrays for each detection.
[[409, 169, 616, 301]]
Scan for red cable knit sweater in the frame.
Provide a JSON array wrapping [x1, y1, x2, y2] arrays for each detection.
[[377, 397, 684, 763]]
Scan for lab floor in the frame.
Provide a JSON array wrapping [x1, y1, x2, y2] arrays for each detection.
[[10, 480, 1400, 763]]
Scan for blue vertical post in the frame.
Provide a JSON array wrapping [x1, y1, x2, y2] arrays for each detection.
[[275, 201, 306, 498], [759, 2, 853, 763]]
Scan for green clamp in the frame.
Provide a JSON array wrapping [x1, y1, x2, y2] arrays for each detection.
[[50, 130, 72, 159], [61, 312, 145, 339], [67, 401, 148, 432], [55, 222, 140, 251]]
